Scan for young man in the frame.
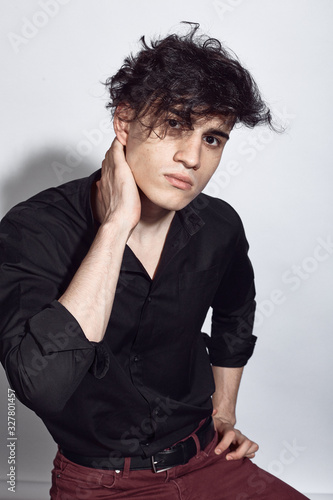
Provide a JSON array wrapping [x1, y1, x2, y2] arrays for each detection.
[[0, 24, 308, 499]]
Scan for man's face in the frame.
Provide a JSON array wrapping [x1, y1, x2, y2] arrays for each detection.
[[123, 113, 233, 211]]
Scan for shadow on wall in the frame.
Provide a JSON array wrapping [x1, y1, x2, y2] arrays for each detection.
[[1, 147, 96, 216], [0, 149, 97, 489]]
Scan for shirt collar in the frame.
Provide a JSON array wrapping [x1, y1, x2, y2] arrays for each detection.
[[177, 198, 205, 236]]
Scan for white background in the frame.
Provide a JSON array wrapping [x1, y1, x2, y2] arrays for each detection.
[[0, 0, 332, 498]]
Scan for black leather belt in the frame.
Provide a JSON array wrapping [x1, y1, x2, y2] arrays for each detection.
[[61, 416, 215, 473]]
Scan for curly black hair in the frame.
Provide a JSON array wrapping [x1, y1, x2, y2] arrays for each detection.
[[104, 23, 273, 133]]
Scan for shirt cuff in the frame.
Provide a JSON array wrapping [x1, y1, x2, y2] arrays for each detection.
[[27, 300, 95, 355], [204, 332, 257, 367]]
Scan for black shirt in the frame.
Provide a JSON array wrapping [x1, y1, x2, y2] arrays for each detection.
[[0, 170, 256, 458]]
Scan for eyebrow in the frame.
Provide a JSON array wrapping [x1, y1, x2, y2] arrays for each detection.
[[168, 108, 230, 140], [205, 128, 230, 141]]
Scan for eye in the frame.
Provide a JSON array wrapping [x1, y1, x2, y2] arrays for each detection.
[[168, 119, 181, 128], [204, 135, 220, 147]]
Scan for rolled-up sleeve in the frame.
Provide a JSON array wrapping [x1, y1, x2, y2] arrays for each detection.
[[0, 212, 108, 416], [206, 221, 257, 367]]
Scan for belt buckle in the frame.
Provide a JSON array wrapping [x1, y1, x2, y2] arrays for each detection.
[[151, 455, 173, 473]]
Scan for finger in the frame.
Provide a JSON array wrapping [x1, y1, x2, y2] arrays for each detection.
[[108, 136, 124, 155], [95, 179, 101, 197], [103, 138, 120, 168], [111, 138, 127, 164], [226, 441, 259, 461], [214, 429, 237, 455], [107, 136, 119, 152], [103, 139, 126, 177]]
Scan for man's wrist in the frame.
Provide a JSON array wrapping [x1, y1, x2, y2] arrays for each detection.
[[212, 408, 236, 426], [99, 215, 133, 242]]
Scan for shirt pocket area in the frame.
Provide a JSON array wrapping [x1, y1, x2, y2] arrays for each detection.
[[179, 264, 220, 290]]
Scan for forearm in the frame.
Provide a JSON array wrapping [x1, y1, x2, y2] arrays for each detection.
[[58, 219, 130, 342], [211, 365, 244, 425], [6, 331, 95, 414], [2, 223, 126, 410]]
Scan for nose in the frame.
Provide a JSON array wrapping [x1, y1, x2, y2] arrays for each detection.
[[173, 134, 201, 170]]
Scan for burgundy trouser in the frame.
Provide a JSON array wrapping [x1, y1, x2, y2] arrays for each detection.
[[50, 431, 309, 499]]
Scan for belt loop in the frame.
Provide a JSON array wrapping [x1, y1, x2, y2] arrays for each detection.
[[192, 433, 201, 454], [58, 448, 67, 472], [122, 457, 131, 478]]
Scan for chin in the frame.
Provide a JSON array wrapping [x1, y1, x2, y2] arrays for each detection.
[[151, 193, 195, 212], [162, 201, 190, 211], [139, 184, 196, 211]]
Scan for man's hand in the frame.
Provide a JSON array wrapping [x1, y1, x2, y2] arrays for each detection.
[[58, 138, 142, 343], [212, 410, 259, 461], [96, 137, 141, 231]]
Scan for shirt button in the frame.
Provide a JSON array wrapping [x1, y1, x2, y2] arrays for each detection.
[[147, 296, 152, 303], [133, 355, 139, 362], [115, 469, 121, 474]]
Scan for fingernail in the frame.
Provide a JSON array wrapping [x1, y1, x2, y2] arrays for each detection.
[[226, 455, 233, 461], [215, 449, 221, 455]]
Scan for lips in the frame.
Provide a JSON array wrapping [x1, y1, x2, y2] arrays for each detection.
[[164, 173, 193, 191]]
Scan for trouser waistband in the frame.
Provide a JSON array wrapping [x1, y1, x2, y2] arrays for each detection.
[[61, 416, 215, 473]]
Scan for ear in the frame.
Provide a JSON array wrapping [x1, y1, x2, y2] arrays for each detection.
[[113, 104, 134, 146]]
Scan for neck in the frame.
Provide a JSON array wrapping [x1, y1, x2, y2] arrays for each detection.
[[134, 191, 175, 238]]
